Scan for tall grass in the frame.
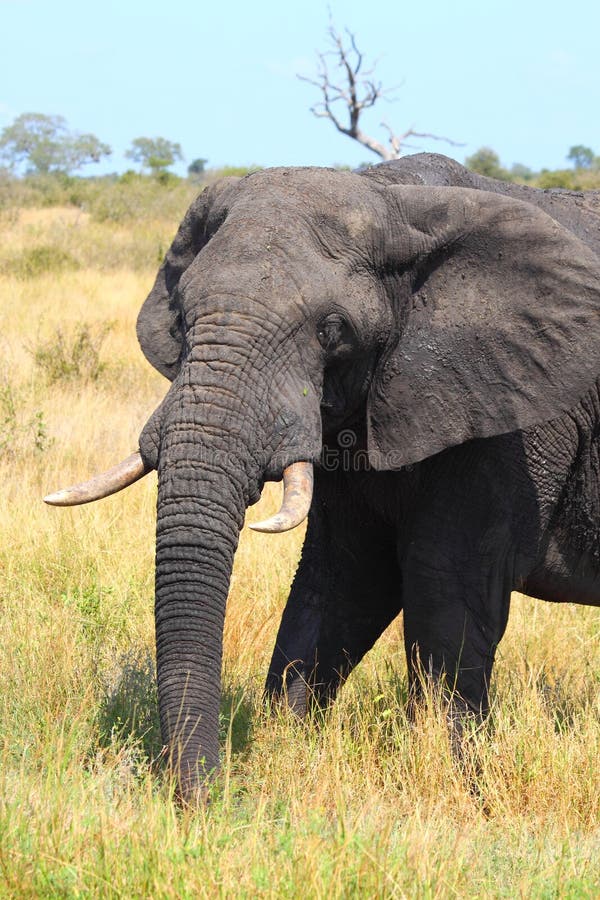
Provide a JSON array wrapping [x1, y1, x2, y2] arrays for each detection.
[[0, 204, 599, 897]]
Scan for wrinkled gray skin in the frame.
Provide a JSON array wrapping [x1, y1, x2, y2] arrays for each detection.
[[135, 153, 600, 800]]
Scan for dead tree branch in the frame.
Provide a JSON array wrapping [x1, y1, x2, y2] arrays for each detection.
[[300, 22, 463, 161]]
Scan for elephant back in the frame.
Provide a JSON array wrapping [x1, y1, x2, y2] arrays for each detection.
[[362, 153, 600, 259]]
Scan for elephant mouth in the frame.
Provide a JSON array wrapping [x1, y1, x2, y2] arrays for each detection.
[[44, 454, 314, 534]]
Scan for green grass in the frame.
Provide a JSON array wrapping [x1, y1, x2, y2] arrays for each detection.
[[0, 190, 599, 897]]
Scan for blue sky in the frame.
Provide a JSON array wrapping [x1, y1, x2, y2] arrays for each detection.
[[1, 0, 599, 176]]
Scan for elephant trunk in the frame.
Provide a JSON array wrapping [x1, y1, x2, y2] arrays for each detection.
[[147, 343, 319, 800], [153, 434, 247, 800]]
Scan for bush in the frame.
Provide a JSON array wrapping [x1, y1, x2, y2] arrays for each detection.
[[0, 379, 51, 456], [0, 171, 88, 208], [32, 322, 113, 383], [465, 147, 510, 181], [87, 176, 196, 224], [536, 169, 578, 190], [211, 165, 262, 178], [2, 244, 80, 279], [0, 171, 199, 223]]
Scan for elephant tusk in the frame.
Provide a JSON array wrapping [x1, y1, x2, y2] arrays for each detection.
[[250, 461, 314, 533], [44, 451, 149, 506]]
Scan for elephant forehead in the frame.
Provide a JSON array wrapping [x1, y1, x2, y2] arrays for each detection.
[[238, 165, 362, 194], [223, 167, 379, 231]]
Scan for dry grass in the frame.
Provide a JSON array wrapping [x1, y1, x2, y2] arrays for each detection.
[[0, 203, 599, 897]]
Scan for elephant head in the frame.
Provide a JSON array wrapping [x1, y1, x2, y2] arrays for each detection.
[[45, 163, 600, 801]]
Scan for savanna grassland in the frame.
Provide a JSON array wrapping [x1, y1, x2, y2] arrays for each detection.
[[1, 175, 600, 898]]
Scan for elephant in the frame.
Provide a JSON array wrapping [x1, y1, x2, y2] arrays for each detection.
[[45, 153, 600, 802]]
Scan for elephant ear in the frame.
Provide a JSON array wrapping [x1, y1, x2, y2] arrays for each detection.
[[136, 177, 241, 380], [367, 185, 600, 469]]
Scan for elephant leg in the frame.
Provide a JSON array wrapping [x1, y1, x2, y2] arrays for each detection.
[[399, 440, 539, 738], [401, 534, 513, 739], [265, 474, 402, 717]]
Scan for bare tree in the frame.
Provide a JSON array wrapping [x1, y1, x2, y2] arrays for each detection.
[[300, 21, 461, 161]]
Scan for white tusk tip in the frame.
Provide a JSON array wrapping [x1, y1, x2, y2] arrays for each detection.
[[44, 491, 71, 506], [249, 516, 296, 534]]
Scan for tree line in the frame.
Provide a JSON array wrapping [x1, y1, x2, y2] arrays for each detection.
[[0, 112, 207, 180], [1, 110, 597, 191]]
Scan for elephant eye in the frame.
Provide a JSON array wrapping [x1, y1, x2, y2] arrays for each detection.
[[317, 314, 353, 355]]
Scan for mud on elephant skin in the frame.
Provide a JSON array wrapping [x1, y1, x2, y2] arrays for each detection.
[[46, 153, 600, 802]]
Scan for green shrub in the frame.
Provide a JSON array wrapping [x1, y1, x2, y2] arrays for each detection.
[[3, 244, 80, 279], [87, 176, 197, 224], [0, 171, 199, 223], [212, 165, 262, 178], [536, 169, 577, 190], [0, 379, 51, 456], [0, 172, 84, 208], [465, 147, 510, 181], [32, 321, 113, 383], [118, 169, 142, 184]]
